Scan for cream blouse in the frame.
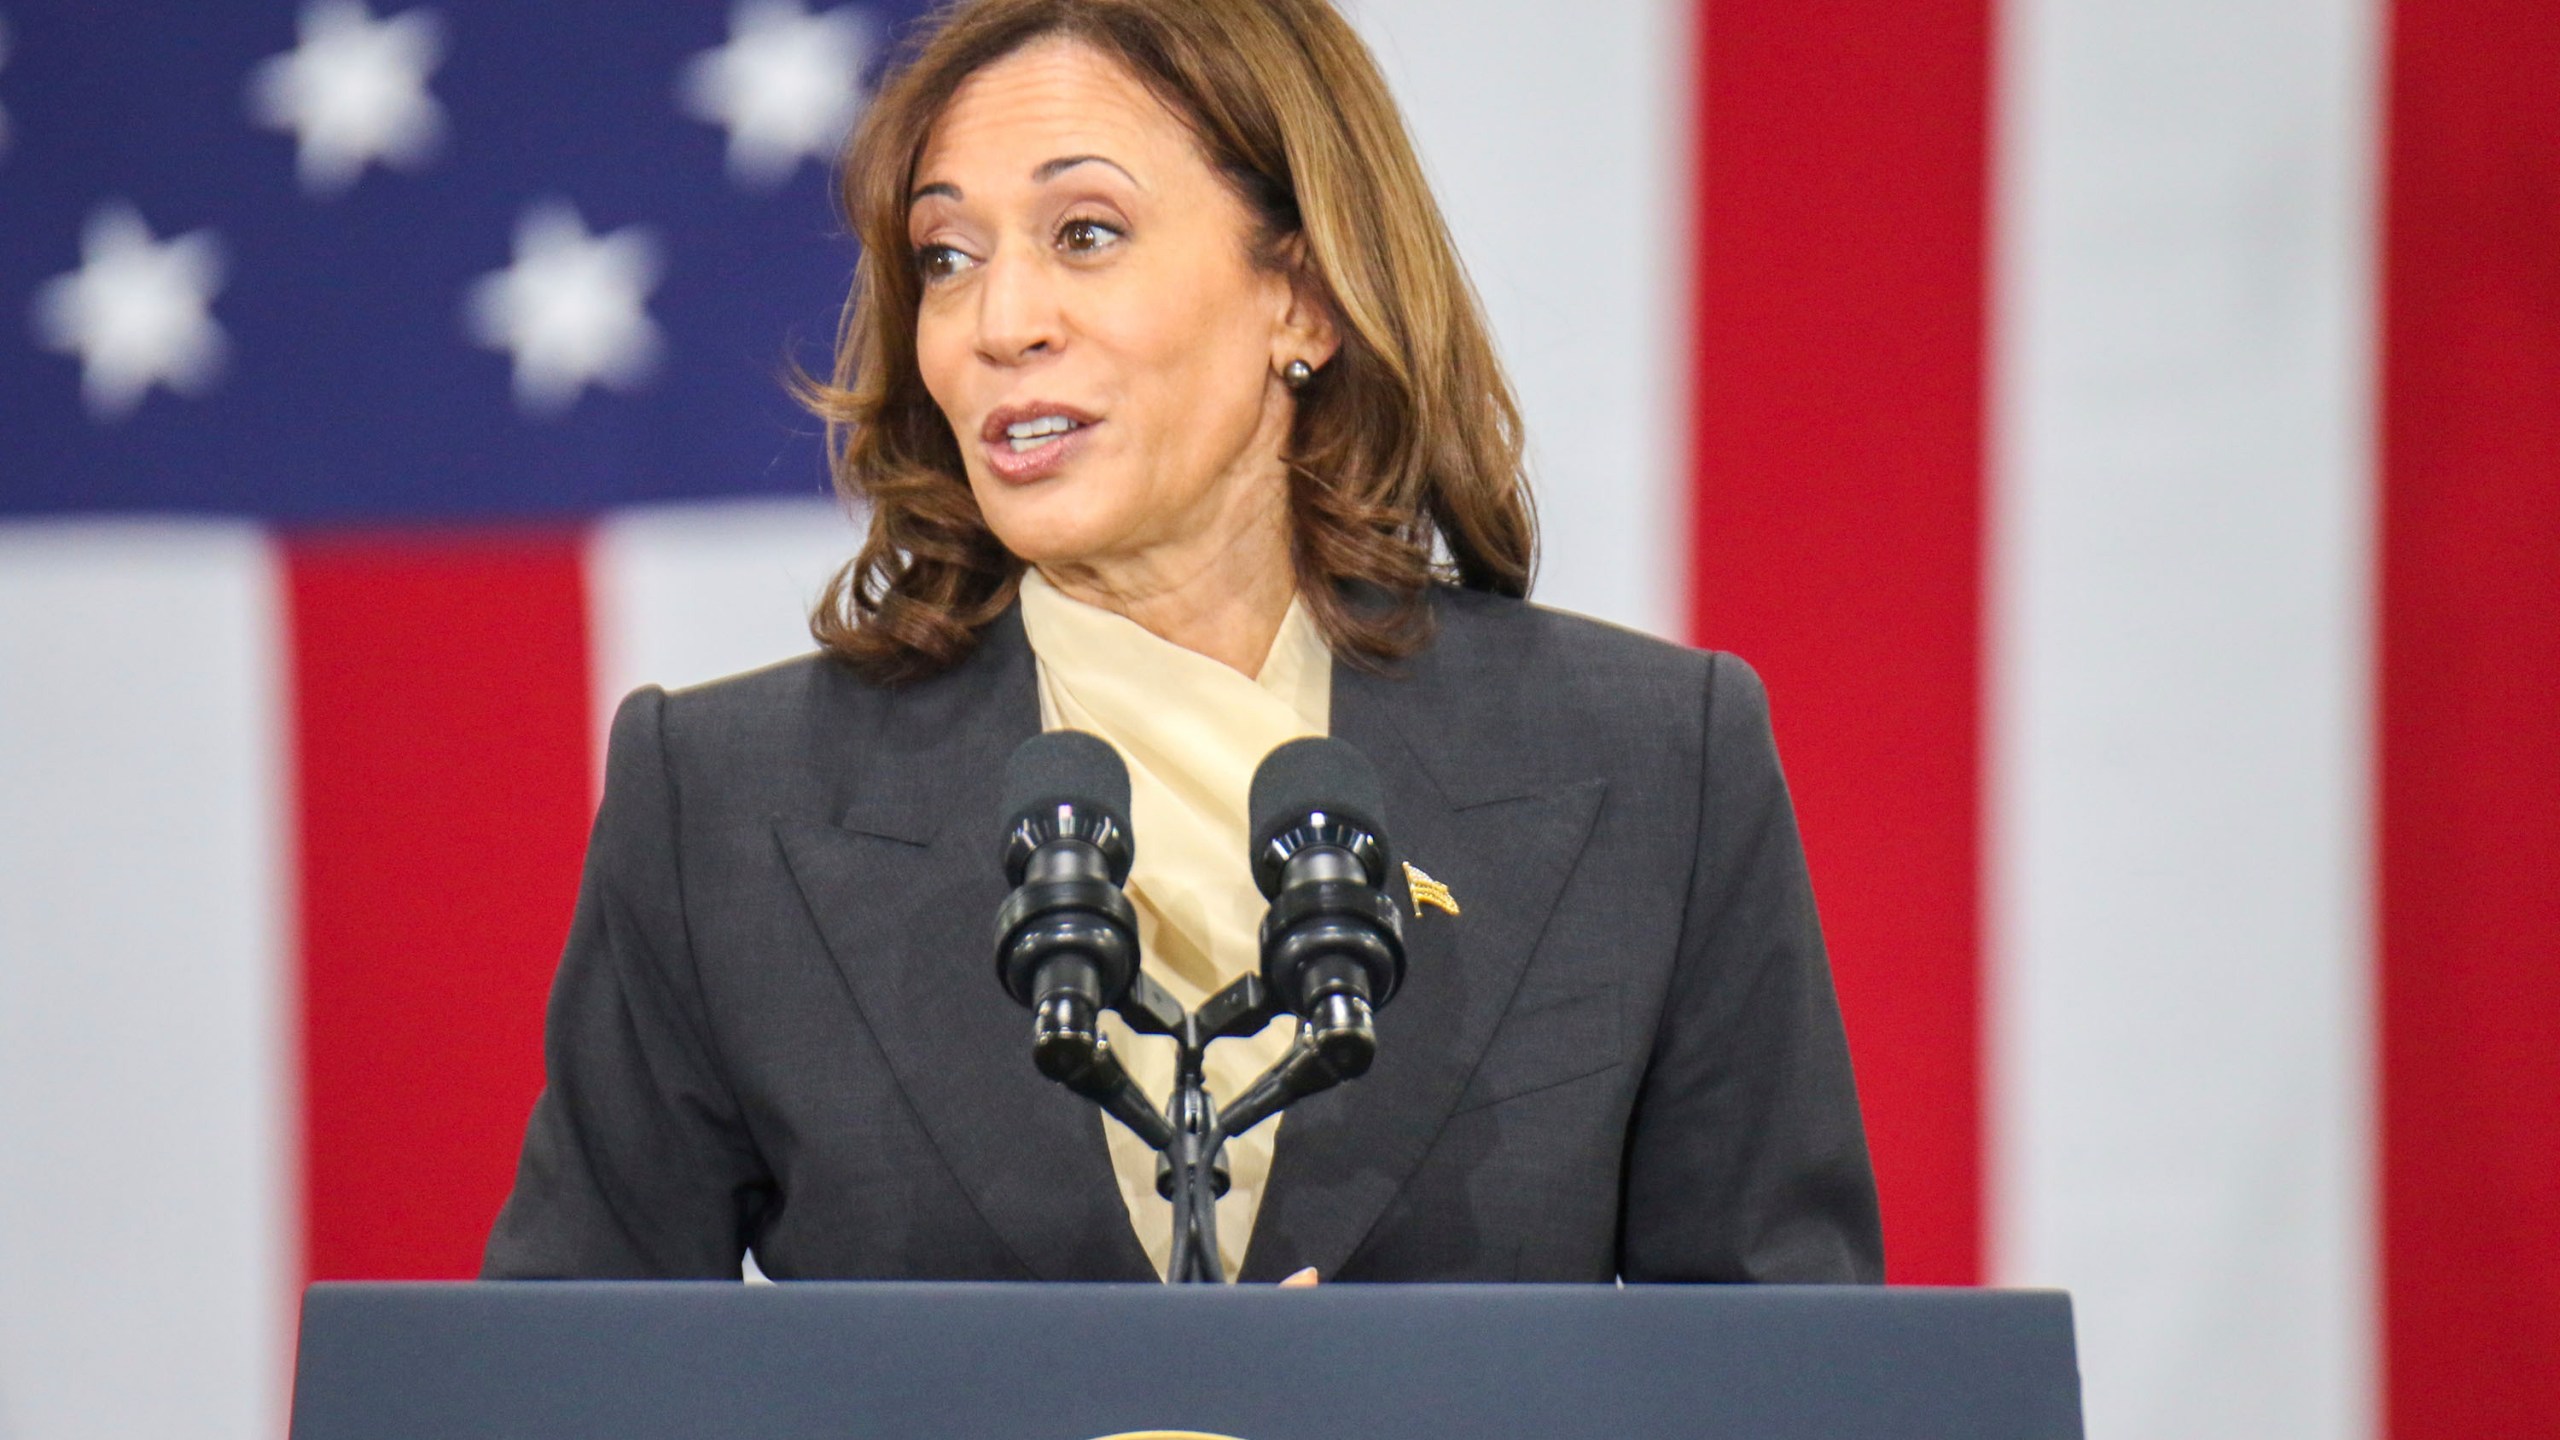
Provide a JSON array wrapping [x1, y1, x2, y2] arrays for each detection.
[[1015, 569, 1329, 1280]]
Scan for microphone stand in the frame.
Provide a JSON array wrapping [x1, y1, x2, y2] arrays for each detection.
[[1034, 968, 1373, 1284]]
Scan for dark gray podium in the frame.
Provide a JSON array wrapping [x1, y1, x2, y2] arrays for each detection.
[[291, 1282, 2082, 1440]]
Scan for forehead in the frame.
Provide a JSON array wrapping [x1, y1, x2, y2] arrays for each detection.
[[916, 38, 1193, 184]]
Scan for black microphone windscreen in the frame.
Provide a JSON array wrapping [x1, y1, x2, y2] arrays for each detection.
[[1249, 736, 1387, 847], [1003, 730, 1132, 828]]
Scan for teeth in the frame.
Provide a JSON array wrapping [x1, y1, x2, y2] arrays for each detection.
[[1003, 415, 1080, 454]]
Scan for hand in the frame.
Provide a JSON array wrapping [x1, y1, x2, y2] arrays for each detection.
[[1280, 1267, 1320, 1287]]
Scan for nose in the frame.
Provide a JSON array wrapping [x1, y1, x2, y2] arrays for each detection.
[[972, 250, 1063, 367]]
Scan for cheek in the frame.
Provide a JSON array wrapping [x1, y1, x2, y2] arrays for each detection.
[[1102, 267, 1275, 446], [1164, 255, 1271, 366], [913, 304, 970, 428]]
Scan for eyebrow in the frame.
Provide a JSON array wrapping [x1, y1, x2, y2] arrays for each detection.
[[908, 154, 1139, 205], [1035, 153, 1136, 185]]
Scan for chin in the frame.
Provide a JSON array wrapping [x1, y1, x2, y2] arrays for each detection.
[[975, 478, 1139, 569], [983, 509, 1130, 572]]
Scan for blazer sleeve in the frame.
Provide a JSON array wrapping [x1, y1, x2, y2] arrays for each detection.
[[1618, 654, 1886, 1283], [482, 686, 770, 1278]]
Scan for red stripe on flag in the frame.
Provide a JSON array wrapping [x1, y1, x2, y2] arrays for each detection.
[[1689, 0, 1991, 1284], [2380, 0, 2560, 1429], [287, 532, 595, 1281]]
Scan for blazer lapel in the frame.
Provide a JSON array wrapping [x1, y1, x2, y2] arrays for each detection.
[[1239, 611, 1607, 1282], [775, 610, 1155, 1281]]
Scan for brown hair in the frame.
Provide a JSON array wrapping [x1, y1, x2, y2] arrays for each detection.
[[805, 0, 1535, 682]]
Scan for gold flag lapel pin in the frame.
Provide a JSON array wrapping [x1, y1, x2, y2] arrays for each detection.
[[1403, 862, 1460, 917]]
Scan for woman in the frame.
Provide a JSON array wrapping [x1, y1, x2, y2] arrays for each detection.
[[485, 0, 1881, 1285]]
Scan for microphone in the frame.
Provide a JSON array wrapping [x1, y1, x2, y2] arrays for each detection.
[[1248, 737, 1407, 1079], [993, 731, 1141, 1084]]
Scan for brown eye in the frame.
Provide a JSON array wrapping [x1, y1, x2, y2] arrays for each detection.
[[1057, 218, 1123, 254], [913, 244, 973, 281]]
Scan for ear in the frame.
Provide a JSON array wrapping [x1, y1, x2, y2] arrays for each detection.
[[1270, 236, 1342, 372]]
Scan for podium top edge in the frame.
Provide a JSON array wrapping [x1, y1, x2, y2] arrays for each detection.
[[301, 1280, 2075, 1303]]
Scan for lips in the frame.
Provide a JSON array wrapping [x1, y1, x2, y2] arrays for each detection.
[[978, 401, 1101, 485]]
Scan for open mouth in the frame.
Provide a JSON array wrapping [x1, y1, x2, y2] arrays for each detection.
[[1002, 414, 1088, 453], [980, 404, 1101, 482]]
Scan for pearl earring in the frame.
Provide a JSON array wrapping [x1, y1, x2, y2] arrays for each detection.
[[1282, 358, 1314, 390]]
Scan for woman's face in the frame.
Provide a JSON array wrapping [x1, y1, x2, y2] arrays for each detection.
[[908, 39, 1322, 585]]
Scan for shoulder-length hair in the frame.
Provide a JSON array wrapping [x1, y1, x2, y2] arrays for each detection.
[[805, 0, 1536, 682]]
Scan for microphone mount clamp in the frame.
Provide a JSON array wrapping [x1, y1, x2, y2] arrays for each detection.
[[1030, 966, 1375, 1284]]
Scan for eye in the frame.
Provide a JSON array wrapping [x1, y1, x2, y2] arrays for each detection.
[[913, 243, 976, 283], [1057, 217, 1124, 255]]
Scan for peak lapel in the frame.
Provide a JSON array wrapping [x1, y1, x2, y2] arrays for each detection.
[[775, 611, 1154, 1281], [1239, 625, 1607, 1282]]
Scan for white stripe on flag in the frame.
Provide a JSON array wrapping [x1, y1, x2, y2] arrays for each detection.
[[0, 521, 294, 1440], [1988, 1, 2380, 1436], [586, 497, 867, 760], [1347, 0, 1691, 639]]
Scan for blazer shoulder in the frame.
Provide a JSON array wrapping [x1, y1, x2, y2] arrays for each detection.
[[1411, 590, 1795, 801], [653, 649, 870, 733], [600, 619, 1039, 829], [599, 651, 884, 810], [1427, 585, 1737, 713]]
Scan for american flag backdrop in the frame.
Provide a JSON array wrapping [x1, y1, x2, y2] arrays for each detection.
[[0, 0, 2552, 1436]]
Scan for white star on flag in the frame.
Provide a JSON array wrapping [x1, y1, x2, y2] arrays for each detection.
[[247, 0, 446, 196], [678, 0, 873, 190], [464, 201, 665, 417], [30, 202, 229, 422]]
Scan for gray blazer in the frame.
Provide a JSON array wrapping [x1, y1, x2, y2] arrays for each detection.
[[484, 587, 1883, 1284]]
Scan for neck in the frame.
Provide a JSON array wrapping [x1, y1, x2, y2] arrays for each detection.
[[1035, 492, 1296, 678]]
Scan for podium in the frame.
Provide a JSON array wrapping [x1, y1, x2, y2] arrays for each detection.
[[290, 1282, 2083, 1439]]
